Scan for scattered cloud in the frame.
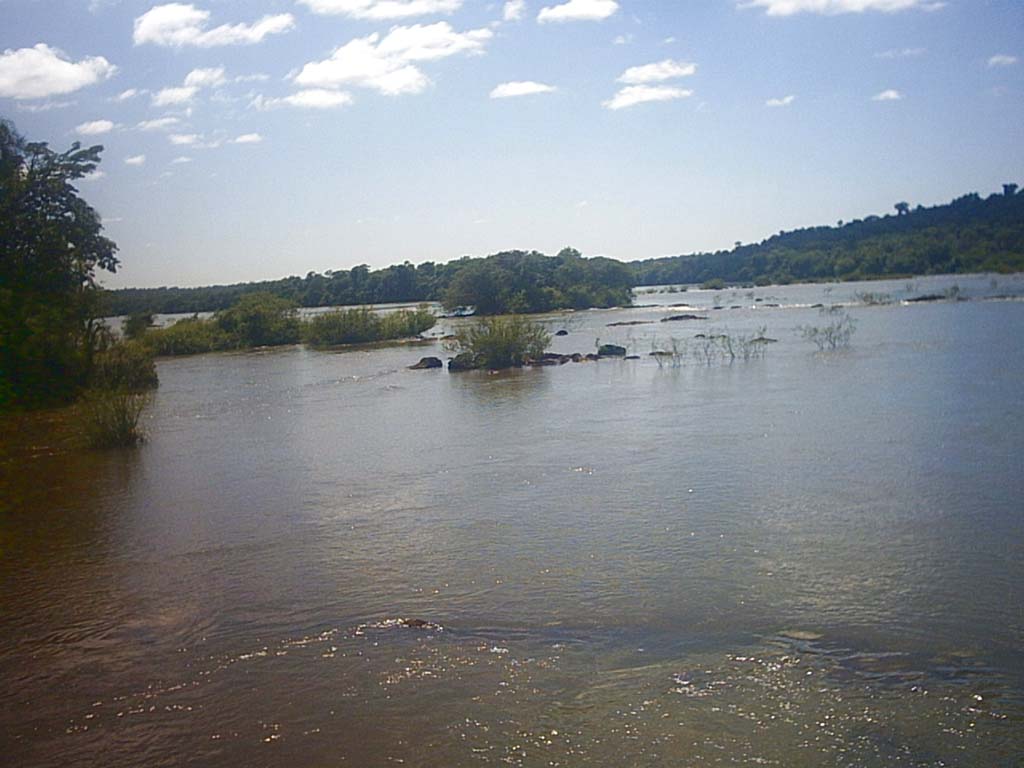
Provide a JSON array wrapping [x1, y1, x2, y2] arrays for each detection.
[[113, 88, 142, 101], [875, 47, 925, 59], [612, 34, 633, 45], [490, 80, 557, 98], [137, 116, 181, 130], [988, 54, 1017, 68], [662, 36, 677, 44], [503, 1, 526, 21], [740, 0, 945, 15], [299, 0, 462, 19], [184, 66, 228, 88], [169, 133, 200, 145], [79, 170, 106, 182], [133, 3, 295, 48], [232, 132, 263, 144], [766, 94, 795, 107], [152, 85, 198, 106], [125, 155, 147, 165], [0, 44, 116, 99], [171, 156, 193, 163], [617, 59, 696, 85], [872, 88, 903, 101], [537, 0, 618, 23], [603, 84, 692, 110], [76, 119, 116, 135], [16, 100, 75, 112], [252, 89, 355, 109], [294, 23, 492, 96]]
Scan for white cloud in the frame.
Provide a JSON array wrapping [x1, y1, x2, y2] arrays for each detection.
[[490, 80, 556, 98], [503, 1, 526, 20], [0, 44, 116, 99], [875, 47, 925, 59], [872, 88, 903, 101], [603, 84, 692, 110], [294, 23, 492, 96], [133, 3, 295, 48], [988, 54, 1018, 68], [617, 59, 696, 84], [740, 0, 944, 16], [152, 85, 198, 106], [16, 100, 75, 112], [76, 119, 116, 135], [169, 133, 200, 145], [125, 155, 146, 165], [232, 132, 263, 144], [766, 94, 795, 107], [253, 89, 356, 109], [114, 88, 141, 101], [137, 116, 181, 130], [299, 0, 462, 19], [184, 66, 227, 87], [171, 156, 193, 163], [79, 170, 106, 182], [538, 0, 617, 22], [612, 34, 633, 45]]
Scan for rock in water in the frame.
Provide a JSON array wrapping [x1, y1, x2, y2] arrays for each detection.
[[408, 356, 442, 369], [597, 344, 627, 357]]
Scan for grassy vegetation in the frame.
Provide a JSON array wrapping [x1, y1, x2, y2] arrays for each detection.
[[89, 341, 159, 392], [142, 295, 436, 356], [78, 390, 149, 448], [450, 315, 551, 370], [302, 306, 436, 347]]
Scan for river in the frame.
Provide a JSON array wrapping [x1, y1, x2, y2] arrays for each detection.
[[2, 273, 1022, 766]]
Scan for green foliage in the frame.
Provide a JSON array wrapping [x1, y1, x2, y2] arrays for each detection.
[[89, 341, 159, 392], [452, 316, 551, 369], [302, 306, 436, 347], [104, 248, 635, 318], [1, 120, 119, 408], [701, 278, 726, 290], [122, 313, 154, 340], [78, 390, 148, 448], [214, 292, 301, 347], [142, 316, 233, 356]]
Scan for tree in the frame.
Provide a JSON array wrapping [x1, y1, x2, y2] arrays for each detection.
[[895, 201, 910, 216], [1004, 183, 1019, 197], [1, 120, 119, 407]]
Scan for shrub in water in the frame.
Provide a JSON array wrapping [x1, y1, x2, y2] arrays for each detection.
[[143, 316, 233, 356], [453, 315, 551, 369], [79, 390, 149, 448], [215, 292, 301, 347], [302, 306, 436, 347]]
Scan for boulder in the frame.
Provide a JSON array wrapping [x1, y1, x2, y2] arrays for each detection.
[[408, 356, 443, 370], [555, 329, 569, 336], [607, 320, 653, 327], [448, 352, 481, 371], [661, 314, 707, 322], [597, 344, 627, 357], [624, 355, 640, 360]]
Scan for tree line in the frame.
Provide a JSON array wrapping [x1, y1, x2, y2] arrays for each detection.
[[104, 186, 1024, 317]]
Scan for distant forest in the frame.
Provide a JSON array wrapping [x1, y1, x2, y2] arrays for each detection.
[[104, 186, 1024, 317]]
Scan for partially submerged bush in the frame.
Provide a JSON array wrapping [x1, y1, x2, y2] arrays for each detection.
[[122, 312, 154, 340], [90, 341, 158, 392], [798, 307, 857, 350], [302, 306, 436, 347], [214, 292, 301, 347], [451, 315, 551, 369], [143, 316, 233, 356], [79, 390, 149, 448]]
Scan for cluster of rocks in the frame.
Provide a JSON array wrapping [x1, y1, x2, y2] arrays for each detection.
[[409, 343, 640, 372]]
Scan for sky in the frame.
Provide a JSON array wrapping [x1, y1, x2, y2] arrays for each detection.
[[2, 0, 1022, 288]]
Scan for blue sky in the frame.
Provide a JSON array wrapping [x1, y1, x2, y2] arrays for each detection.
[[2, 0, 1021, 288]]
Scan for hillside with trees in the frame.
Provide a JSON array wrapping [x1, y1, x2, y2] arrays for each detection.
[[102, 186, 1024, 317], [633, 186, 1024, 287]]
